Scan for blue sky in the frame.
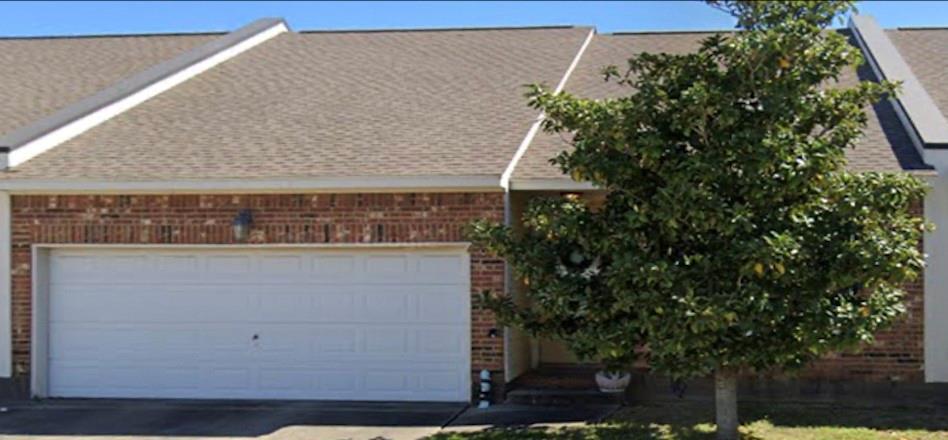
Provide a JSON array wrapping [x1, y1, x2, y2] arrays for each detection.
[[0, 1, 946, 37]]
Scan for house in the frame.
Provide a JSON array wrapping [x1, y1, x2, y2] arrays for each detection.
[[0, 15, 943, 403]]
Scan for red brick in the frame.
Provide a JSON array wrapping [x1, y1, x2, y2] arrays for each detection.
[[10, 193, 507, 378]]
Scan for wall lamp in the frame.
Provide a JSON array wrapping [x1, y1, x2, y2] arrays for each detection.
[[232, 209, 254, 243]]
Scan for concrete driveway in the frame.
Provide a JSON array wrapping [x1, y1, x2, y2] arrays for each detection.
[[0, 399, 468, 440]]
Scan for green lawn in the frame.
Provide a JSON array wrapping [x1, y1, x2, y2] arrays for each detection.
[[430, 402, 948, 440]]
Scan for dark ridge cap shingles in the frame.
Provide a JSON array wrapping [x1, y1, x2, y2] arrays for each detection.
[[609, 28, 734, 36], [895, 26, 948, 31], [0, 31, 227, 41], [609, 27, 856, 37], [298, 25, 581, 34]]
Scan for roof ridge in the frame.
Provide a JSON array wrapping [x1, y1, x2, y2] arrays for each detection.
[[608, 28, 733, 36], [298, 25, 584, 34], [894, 26, 948, 31], [0, 31, 227, 41]]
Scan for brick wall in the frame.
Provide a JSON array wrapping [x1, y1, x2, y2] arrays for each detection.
[[9, 193, 506, 378], [801, 278, 924, 382], [800, 200, 926, 382]]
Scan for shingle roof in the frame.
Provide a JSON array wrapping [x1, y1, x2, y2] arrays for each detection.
[[513, 30, 930, 181], [4, 27, 592, 181], [0, 33, 217, 138], [887, 28, 948, 122], [0, 25, 931, 184]]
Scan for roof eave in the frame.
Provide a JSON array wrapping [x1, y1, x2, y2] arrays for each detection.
[[0, 175, 504, 194], [849, 15, 948, 171], [0, 18, 289, 170]]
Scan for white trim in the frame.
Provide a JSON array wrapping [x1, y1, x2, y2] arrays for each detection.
[[509, 178, 597, 191], [849, 15, 948, 150], [922, 174, 948, 382], [847, 16, 928, 160], [0, 192, 9, 378], [30, 247, 49, 397], [499, 28, 596, 190], [3, 19, 288, 169], [32, 242, 471, 251], [0, 176, 503, 194]]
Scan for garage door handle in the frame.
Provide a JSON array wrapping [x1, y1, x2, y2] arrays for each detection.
[[252, 334, 259, 341]]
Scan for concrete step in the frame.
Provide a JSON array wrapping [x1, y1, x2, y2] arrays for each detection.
[[505, 387, 626, 406]]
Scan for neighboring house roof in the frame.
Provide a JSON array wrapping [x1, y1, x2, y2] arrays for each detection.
[[887, 28, 948, 123], [0, 33, 218, 138], [2, 26, 592, 182], [513, 30, 931, 184]]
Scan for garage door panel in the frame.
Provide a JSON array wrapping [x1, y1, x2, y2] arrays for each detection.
[[311, 255, 356, 278], [50, 361, 205, 392], [47, 327, 98, 360], [417, 255, 467, 279], [155, 254, 202, 278], [362, 290, 410, 321], [205, 254, 253, 275], [312, 326, 359, 353], [206, 368, 254, 390], [418, 289, 468, 323], [314, 291, 356, 321], [364, 328, 409, 353], [417, 328, 465, 355], [46, 248, 470, 401], [258, 368, 315, 390], [258, 254, 305, 274], [256, 292, 316, 321], [50, 286, 257, 323], [364, 254, 411, 279], [49, 255, 96, 281], [49, 361, 101, 391]]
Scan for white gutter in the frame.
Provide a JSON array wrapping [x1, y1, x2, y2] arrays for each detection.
[[499, 28, 596, 191], [509, 178, 596, 191], [0, 18, 289, 169], [0, 176, 503, 194]]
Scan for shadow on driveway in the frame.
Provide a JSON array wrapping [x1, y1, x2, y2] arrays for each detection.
[[0, 399, 467, 438], [447, 404, 618, 428]]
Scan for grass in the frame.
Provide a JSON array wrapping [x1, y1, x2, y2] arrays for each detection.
[[429, 401, 948, 440]]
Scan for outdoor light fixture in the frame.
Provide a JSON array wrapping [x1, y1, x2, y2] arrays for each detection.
[[232, 209, 254, 242]]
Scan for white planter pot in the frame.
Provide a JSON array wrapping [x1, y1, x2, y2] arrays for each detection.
[[595, 370, 631, 393]]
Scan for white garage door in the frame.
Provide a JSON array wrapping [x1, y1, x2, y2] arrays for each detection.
[[46, 247, 471, 401]]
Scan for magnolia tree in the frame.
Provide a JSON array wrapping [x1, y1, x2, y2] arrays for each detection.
[[469, 2, 928, 439]]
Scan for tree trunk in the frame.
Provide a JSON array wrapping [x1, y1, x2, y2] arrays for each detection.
[[714, 368, 739, 440]]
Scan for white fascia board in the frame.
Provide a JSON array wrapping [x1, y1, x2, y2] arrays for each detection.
[[0, 192, 9, 378], [849, 15, 948, 156], [0, 18, 288, 168], [34, 242, 472, 251], [499, 28, 596, 190], [0, 176, 503, 194], [509, 178, 596, 191]]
